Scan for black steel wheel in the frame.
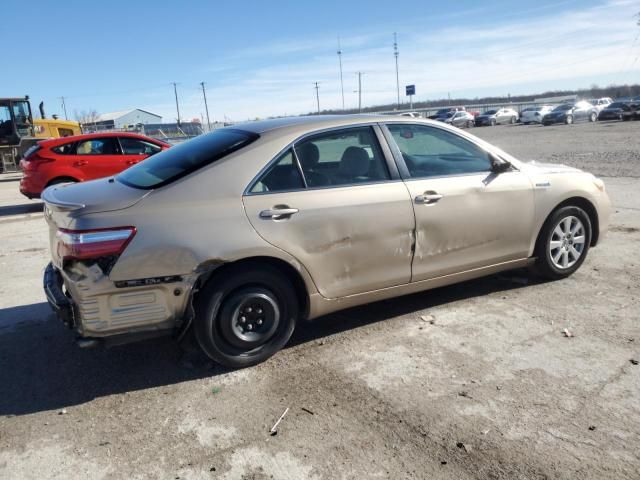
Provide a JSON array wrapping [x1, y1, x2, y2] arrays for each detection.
[[194, 265, 298, 368]]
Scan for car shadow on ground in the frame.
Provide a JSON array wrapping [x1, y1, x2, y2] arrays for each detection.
[[0, 271, 538, 417], [0, 203, 43, 217]]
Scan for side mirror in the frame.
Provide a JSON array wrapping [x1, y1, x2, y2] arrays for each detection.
[[490, 154, 511, 174]]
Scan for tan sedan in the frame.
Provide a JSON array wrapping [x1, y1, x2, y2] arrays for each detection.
[[42, 115, 610, 367]]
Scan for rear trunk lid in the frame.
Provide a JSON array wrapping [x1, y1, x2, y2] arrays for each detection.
[[42, 178, 149, 267]]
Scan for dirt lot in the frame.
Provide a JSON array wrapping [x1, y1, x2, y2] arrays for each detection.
[[1, 121, 639, 479]]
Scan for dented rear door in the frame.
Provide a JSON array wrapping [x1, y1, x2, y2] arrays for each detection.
[[243, 181, 414, 299]]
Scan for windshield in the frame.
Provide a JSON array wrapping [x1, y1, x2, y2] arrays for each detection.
[[553, 104, 573, 112], [484, 110, 497, 115], [117, 128, 259, 189]]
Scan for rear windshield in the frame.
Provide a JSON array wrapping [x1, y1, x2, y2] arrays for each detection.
[[553, 104, 573, 111], [117, 128, 258, 189], [485, 110, 497, 115]]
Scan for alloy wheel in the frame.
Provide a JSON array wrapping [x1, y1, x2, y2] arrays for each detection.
[[549, 216, 586, 269]]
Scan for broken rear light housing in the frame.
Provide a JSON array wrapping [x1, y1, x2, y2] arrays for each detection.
[[56, 227, 136, 261]]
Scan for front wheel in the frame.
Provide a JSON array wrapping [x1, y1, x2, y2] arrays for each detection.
[[533, 206, 592, 280], [510, 116, 516, 124], [490, 118, 496, 126], [466, 120, 473, 128], [194, 265, 298, 368], [589, 112, 597, 122], [565, 115, 573, 125]]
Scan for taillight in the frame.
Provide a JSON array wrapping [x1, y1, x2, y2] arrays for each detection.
[[56, 227, 136, 261]]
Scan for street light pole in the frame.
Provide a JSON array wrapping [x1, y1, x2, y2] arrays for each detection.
[[200, 81, 211, 131], [314, 82, 321, 114], [172, 82, 181, 126], [393, 32, 400, 109], [337, 36, 345, 110], [356, 72, 363, 113]]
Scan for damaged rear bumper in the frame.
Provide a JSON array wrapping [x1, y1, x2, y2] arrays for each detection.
[[43, 261, 197, 339]]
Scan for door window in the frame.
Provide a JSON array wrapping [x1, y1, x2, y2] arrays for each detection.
[[57, 128, 75, 137], [76, 138, 118, 155], [119, 137, 162, 155], [387, 124, 491, 178], [295, 126, 389, 187], [0, 106, 13, 139], [250, 149, 304, 193]]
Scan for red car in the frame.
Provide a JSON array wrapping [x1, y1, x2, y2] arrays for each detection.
[[19, 132, 171, 199]]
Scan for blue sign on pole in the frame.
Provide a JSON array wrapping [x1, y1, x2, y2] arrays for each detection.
[[405, 85, 415, 96]]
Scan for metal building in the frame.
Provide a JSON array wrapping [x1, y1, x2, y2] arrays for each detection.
[[88, 109, 162, 130]]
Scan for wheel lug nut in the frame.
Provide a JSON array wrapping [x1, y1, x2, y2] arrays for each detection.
[[246, 307, 252, 313], [240, 316, 246, 323], [256, 308, 262, 314], [246, 324, 253, 330], [257, 318, 263, 325]]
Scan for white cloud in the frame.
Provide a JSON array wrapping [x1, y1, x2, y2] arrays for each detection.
[[146, 0, 640, 121]]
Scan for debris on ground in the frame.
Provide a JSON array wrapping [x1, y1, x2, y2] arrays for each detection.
[[588, 426, 596, 431], [481, 429, 491, 435], [211, 386, 222, 394], [58, 409, 67, 415], [269, 407, 290, 436], [562, 328, 574, 338], [301, 407, 315, 415], [630, 359, 639, 365], [456, 441, 472, 453], [420, 314, 436, 325], [458, 391, 472, 399]]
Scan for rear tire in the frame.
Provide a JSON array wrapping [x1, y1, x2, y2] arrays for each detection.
[[565, 115, 573, 125], [589, 112, 597, 122], [490, 118, 496, 126], [510, 116, 516, 124], [533, 206, 592, 280], [194, 265, 298, 368], [466, 120, 473, 128]]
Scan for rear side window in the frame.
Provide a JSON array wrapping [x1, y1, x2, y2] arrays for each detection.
[[118, 128, 258, 189], [51, 142, 76, 154], [387, 124, 491, 178], [119, 137, 162, 155], [250, 149, 304, 193], [76, 138, 118, 155]]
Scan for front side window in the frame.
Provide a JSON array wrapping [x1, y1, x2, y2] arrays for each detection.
[[387, 124, 491, 178], [76, 138, 118, 155], [57, 128, 75, 137], [0, 106, 13, 139], [119, 137, 162, 155], [118, 128, 258, 189], [294, 126, 390, 187], [250, 149, 304, 193]]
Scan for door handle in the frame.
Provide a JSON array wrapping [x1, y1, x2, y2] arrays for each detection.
[[415, 192, 443, 204], [259, 207, 299, 219], [73, 160, 88, 167], [125, 159, 139, 165]]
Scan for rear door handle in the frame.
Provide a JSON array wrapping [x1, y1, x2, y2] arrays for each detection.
[[415, 192, 443, 204], [259, 207, 299, 219]]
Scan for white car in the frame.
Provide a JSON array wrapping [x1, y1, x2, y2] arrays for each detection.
[[521, 105, 554, 124], [587, 98, 613, 112]]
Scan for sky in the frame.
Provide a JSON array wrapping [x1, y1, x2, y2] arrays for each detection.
[[2, 0, 639, 122]]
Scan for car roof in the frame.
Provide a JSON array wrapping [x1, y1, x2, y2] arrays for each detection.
[[39, 131, 169, 147], [234, 114, 400, 135]]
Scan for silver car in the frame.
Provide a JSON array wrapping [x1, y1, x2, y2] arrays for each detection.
[[43, 115, 610, 367]]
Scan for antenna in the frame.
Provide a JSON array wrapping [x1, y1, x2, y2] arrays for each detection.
[[337, 36, 345, 110], [393, 32, 400, 109]]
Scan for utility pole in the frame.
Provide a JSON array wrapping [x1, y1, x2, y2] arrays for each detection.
[[314, 82, 321, 114], [337, 36, 345, 110], [59, 96, 68, 120], [200, 81, 211, 131], [356, 72, 363, 113], [172, 82, 181, 126], [393, 32, 400, 109]]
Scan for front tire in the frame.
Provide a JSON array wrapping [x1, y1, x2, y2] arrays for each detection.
[[565, 115, 573, 125], [589, 112, 597, 122], [533, 206, 592, 280], [490, 118, 496, 126], [194, 265, 298, 368], [510, 116, 516, 124]]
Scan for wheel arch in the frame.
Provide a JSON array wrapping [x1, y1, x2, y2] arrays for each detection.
[[46, 175, 80, 187], [194, 256, 310, 321], [535, 196, 600, 252]]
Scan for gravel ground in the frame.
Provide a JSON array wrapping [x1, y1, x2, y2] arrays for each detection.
[[1, 121, 639, 479]]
